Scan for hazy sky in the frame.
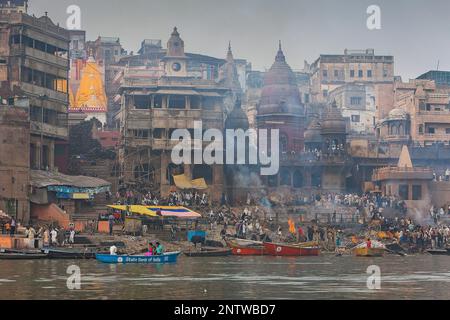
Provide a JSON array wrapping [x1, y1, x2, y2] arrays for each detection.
[[29, 0, 450, 79]]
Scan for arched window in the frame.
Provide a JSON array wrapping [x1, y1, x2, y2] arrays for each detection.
[[280, 133, 288, 153], [311, 173, 321, 188], [280, 168, 291, 186], [293, 170, 303, 188], [267, 175, 278, 187], [393, 125, 399, 135]]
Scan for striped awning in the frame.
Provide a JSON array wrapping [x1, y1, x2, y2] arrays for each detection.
[[107, 205, 201, 218]]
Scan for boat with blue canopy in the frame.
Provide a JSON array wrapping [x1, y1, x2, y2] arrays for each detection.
[[95, 251, 181, 264]]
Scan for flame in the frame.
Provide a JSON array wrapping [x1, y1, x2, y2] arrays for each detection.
[[288, 219, 296, 234]]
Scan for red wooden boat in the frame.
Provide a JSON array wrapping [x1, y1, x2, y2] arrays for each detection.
[[263, 242, 320, 256], [226, 240, 267, 256]]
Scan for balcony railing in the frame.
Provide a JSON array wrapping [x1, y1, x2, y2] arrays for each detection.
[[30, 121, 68, 139], [373, 166, 433, 181]]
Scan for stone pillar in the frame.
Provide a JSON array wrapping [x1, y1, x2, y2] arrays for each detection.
[[49, 140, 55, 170], [36, 142, 42, 170]]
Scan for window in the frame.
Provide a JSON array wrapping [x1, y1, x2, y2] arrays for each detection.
[[419, 125, 424, 134], [322, 90, 328, 97], [153, 128, 164, 139], [399, 185, 409, 200], [168, 95, 186, 109], [351, 115, 360, 122], [154, 95, 163, 108], [358, 70, 363, 78], [334, 70, 339, 78], [280, 134, 288, 152], [322, 70, 328, 77], [267, 175, 278, 187], [412, 185, 422, 200], [293, 170, 303, 188], [350, 70, 355, 78], [367, 70, 372, 78], [190, 96, 200, 109], [133, 129, 149, 139], [134, 95, 151, 109], [304, 93, 310, 104], [350, 97, 362, 105], [428, 127, 435, 134], [21, 66, 67, 92], [280, 169, 291, 186], [203, 97, 216, 110], [383, 69, 388, 77], [446, 128, 450, 134]]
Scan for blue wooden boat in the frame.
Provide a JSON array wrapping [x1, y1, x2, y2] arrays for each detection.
[[95, 251, 181, 264]]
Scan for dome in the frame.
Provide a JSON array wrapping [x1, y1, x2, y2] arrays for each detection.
[[321, 101, 346, 135], [387, 107, 408, 121], [304, 118, 322, 143], [225, 98, 249, 130], [258, 42, 303, 116]]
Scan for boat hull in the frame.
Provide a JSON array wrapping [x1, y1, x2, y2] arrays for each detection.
[[263, 242, 320, 256], [427, 249, 450, 256], [95, 252, 181, 264], [354, 247, 385, 257], [226, 240, 267, 256], [0, 253, 48, 260], [42, 248, 96, 259]]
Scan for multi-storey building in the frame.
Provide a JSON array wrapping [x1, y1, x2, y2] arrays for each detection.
[[0, 0, 28, 14], [117, 28, 231, 201], [379, 79, 450, 147], [0, 11, 70, 172], [329, 83, 376, 135], [417, 70, 450, 88], [0, 97, 30, 223], [310, 49, 394, 121]]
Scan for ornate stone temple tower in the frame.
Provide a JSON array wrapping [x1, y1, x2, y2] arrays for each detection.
[[257, 42, 305, 155], [319, 100, 351, 192]]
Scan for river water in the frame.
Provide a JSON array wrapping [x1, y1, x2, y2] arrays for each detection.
[[0, 254, 449, 300]]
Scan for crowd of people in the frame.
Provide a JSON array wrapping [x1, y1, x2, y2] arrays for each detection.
[[113, 190, 210, 208], [24, 226, 76, 247]]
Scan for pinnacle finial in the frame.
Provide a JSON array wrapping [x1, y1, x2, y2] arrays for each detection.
[[275, 40, 285, 62], [226, 41, 234, 62]]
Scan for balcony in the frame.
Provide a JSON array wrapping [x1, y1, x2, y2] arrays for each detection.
[[30, 121, 68, 139], [127, 138, 152, 148], [372, 166, 433, 181], [24, 47, 69, 68], [21, 83, 68, 103]]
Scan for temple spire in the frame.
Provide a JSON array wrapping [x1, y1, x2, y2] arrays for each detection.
[[166, 26, 185, 57], [275, 40, 285, 62], [226, 41, 234, 62], [398, 145, 413, 168]]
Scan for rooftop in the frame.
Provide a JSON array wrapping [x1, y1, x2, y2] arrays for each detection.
[[30, 170, 111, 189]]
